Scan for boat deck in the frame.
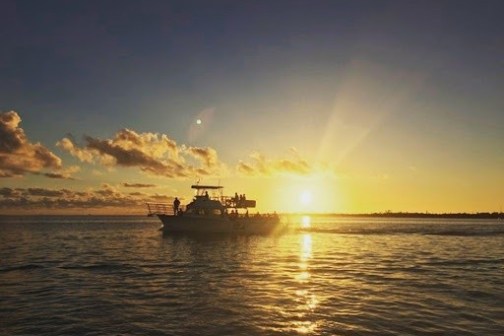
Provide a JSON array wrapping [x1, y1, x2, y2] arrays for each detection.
[[146, 203, 174, 216]]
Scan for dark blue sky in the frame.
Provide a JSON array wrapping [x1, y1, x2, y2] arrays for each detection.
[[2, 1, 502, 138]]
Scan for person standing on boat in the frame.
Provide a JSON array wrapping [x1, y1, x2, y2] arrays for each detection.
[[173, 197, 180, 215]]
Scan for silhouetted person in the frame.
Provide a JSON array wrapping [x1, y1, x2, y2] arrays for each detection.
[[173, 197, 180, 215], [204, 191, 209, 199]]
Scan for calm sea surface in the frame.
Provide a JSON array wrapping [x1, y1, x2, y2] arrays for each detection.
[[1, 215, 503, 335]]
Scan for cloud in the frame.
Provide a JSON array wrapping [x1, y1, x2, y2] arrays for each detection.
[[122, 183, 157, 188], [128, 191, 147, 196], [0, 111, 62, 172], [56, 137, 94, 163], [125, 191, 168, 201], [0, 111, 24, 152], [0, 187, 21, 198], [185, 146, 218, 167], [0, 184, 169, 211], [95, 183, 119, 197], [3, 111, 332, 185], [25, 188, 69, 197], [0, 111, 76, 178], [38, 165, 81, 180], [59, 128, 224, 178], [237, 148, 313, 176]]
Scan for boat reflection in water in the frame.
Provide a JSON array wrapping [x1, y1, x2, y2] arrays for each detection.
[[147, 184, 287, 235]]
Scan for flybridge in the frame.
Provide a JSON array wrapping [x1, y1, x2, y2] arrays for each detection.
[[190, 184, 256, 209], [191, 185, 223, 189]]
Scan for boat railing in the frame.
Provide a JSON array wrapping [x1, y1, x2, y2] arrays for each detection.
[[221, 196, 256, 208], [146, 202, 174, 216]]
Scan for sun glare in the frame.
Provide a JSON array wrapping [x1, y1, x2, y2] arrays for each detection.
[[277, 175, 342, 213], [300, 190, 312, 205]]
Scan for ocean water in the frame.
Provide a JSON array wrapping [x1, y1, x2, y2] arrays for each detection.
[[1, 215, 503, 336]]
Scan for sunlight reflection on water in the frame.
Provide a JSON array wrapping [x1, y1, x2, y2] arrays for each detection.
[[301, 215, 311, 229], [293, 233, 318, 334], [1, 216, 503, 335]]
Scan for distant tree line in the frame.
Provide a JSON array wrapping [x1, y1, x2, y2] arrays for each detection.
[[328, 212, 503, 219]]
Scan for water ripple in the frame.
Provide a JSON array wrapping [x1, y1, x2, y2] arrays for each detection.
[[1, 216, 503, 335]]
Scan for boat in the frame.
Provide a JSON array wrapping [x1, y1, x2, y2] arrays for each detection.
[[146, 184, 286, 234]]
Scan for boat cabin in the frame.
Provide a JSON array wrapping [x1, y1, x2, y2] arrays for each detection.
[[185, 185, 226, 216], [184, 184, 256, 217]]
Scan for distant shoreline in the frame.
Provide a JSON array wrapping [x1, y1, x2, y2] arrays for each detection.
[[0, 212, 502, 219], [317, 212, 504, 219]]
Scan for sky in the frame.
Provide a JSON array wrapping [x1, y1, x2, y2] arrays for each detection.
[[1, 0, 503, 214]]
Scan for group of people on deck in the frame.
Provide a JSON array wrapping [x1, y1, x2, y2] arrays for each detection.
[[233, 192, 247, 207]]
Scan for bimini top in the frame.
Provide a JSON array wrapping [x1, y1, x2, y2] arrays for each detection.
[[191, 185, 223, 190]]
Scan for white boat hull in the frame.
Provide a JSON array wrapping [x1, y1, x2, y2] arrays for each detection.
[[157, 214, 285, 235]]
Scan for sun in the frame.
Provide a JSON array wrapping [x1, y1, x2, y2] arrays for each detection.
[[279, 176, 342, 213], [299, 190, 312, 205]]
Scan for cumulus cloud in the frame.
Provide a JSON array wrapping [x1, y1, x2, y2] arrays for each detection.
[[0, 112, 62, 170], [237, 148, 313, 176], [0, 111, 75, 178], [56, 137, 94, 163], [58, 128, 224, 178]]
